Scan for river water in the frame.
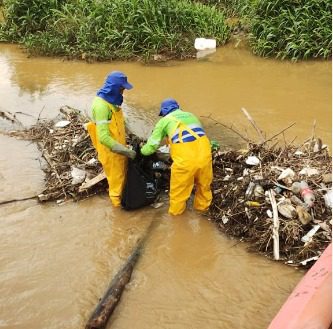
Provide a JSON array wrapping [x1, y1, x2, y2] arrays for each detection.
[[0, 42, 331, 329]]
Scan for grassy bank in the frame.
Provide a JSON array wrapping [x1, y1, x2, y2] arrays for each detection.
[[0, 0, 331, 61], [248, 0, 332, 60], [0, 0, 230, 61]]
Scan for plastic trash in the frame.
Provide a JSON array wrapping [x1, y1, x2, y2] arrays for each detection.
[[55, 120, 71, 128], [277, 168, 295, 180], [322, 173, 332, 183], [323, 189, 333, 208], [300, 255, 319, 266], [71, 166, 86, 185], [290, 195, 306, 207], [245, 182, 255, 199], [296, 205, 312, 225], [194, 38, 216, 50], [245, 156, 260, 166], [222, 215, 229, 224], [299, 167, 319, 176], [277, 200, 297, 219], [299, 181, 315, 207], [244, 201, 259, 207], [87, 158, 97, 165], [253, 184, 265, 199], [301, 224, 320, 243], [291, 182, 301, 194], [150, 202, 164, 209], [274, 186, 283, 194]]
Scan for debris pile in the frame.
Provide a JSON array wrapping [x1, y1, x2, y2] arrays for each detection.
[[7, 106, 107, 202], [2, 106, 331, 267], [209, 142, 332, 267]]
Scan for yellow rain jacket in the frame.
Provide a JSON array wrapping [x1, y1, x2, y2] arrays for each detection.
[[141, 109, 212, 215], [87, 96, 126, 206]]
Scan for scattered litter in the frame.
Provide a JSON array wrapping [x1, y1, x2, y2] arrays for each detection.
[[295, 205, 312, 225], [71, 167, 86, 185], [194, 38, 216, 50], [277, 168, 295, 181], [301, 225, 321, 243], [300, 256, 319, 266], [87, 158, 97, 165], [210, 141, 331, 266], [222, 215, 229, 224], [299, 167, 319, 176], [245, 156, 260, 166], [277, 200, 297, 219], [150, 202, 164, 209], [323, 190, 333, 208], [322, 173, 332, 184], [54, 120, 71, 128], [245, 201, 261, 207]]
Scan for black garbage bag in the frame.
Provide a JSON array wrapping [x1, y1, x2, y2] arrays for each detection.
[[121, 157, 160, 210], [121, 135, 166, 210]]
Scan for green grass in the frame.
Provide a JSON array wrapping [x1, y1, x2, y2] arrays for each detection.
[[248, 0, 332, 60], [0, 0, 331, 61], [0, 0, 230, 61]]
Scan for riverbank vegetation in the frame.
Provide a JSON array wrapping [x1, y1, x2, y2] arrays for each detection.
[[0, 0, 331, 61], [248, 0, 332, 60], [0, 0, 230, 61]]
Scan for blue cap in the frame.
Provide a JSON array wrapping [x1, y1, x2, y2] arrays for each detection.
[[107, 71, 133, 90], [159, 98, 180, 116]]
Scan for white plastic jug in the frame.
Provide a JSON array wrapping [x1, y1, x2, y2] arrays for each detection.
[[194, 38, 216, 50]]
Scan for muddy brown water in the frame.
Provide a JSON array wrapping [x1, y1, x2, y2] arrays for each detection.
[[0, 42, 331, 329]]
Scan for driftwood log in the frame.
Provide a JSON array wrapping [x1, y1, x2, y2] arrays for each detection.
[[85, 220, 156, 329]]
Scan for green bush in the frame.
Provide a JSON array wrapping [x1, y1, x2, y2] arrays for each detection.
[[1, 0, 230, 60], [248, 0, 332, 60], [0, 0, 65, 40]]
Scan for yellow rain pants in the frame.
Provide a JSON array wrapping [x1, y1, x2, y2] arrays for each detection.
[[87, 105, 126, 207], [169, 124, 213, 215]]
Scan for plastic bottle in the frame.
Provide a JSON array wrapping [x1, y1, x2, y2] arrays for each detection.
[[245, 182, 255, 199], [299, 181, 315, 207]]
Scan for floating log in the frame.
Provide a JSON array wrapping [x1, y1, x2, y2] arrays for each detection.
[[85, 220, 156, 329]]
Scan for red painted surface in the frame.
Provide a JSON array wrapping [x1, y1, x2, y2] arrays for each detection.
[[268, 243, 332, 329]]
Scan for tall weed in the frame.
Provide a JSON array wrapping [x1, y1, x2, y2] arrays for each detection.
[[248, 0, 332, 60], [1, 0, 230, 61]]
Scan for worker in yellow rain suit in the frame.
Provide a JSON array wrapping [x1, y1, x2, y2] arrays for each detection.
[[140, 98, 213, 215], [87, 71, 136, 207]]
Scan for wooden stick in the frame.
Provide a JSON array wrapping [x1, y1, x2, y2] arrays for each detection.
[[85, 220, 157, 329], [241, 107, 265, 143], [79, 172, 106, 192], [200, 114, 251, 142], [260, 122, 296, 146], [268, 189, 280, 260], [0, 195, 37, 206]]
